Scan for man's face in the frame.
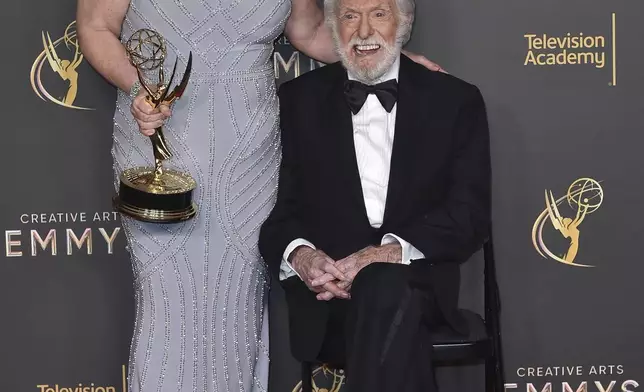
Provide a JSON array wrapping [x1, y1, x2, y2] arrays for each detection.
[[335, 0, 400, 83]]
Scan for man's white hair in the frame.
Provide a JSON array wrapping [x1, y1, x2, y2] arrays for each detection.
[[323, 0, 415, 46]]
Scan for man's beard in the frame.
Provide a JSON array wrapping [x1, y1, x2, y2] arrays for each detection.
[[337, 33, 401, 85]]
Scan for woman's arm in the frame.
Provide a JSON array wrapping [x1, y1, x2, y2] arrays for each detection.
[[284, 0, 446, 72], [76, 0, 138, 92], [284, 0, 337, 63], [77, 0, 170, 134]]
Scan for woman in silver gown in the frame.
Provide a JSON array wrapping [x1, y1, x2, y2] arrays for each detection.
[[76, 0, 442, 391]]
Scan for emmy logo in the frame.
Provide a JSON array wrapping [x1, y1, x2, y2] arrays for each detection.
[[30, 21, 91, 110], [292, 365, 346, 392], [532, 178, 604, 267]]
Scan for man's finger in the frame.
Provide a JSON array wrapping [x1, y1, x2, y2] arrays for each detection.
[[317, 288, 351, 301], [316, 291, 334, 301], [310, 285, 326, 294], [337, 279, 351, 290], [321, 281, 348, 299], [311, 272, 335, 287], [318, 291, 335, 301], [320, 261, 347, 281], [336, 279, 352, 298]]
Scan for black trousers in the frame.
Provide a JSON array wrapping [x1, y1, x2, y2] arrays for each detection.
[[311, 262, 445, 392]]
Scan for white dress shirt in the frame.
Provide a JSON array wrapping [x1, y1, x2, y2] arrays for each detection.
[[279, 57, 425, 281]]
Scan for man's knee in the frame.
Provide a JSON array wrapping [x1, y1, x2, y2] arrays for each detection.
[[351, 262, 410, 310]]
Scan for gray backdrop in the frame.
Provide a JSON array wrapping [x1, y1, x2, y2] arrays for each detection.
[[1, 0, 643, 391]]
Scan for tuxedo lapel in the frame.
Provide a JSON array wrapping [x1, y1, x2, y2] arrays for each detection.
[[382, 55, 429, 225], [323, 65, 371, 226]]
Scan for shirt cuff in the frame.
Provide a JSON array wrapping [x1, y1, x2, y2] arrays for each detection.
[[279, 239, 316, 281], [381, 233, 425, 265]]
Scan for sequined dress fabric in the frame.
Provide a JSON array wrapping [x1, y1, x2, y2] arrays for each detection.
[[111, 0, 291, 390]]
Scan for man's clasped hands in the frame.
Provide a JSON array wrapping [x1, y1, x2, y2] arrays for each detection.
[[289, 244, 402, 301]]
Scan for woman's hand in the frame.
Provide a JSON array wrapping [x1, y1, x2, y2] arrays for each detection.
[[130, 91, 172, 136], [402, 50, 449, 74]]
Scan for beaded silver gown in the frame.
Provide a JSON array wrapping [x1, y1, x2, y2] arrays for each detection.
[[111, 0, 291, 391]]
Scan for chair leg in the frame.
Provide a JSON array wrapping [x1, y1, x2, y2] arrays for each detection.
[[485, 357, 496, 392], [485, 353, 505, 392], [301, 361, 313, 392], [495, 357, 505, 392]]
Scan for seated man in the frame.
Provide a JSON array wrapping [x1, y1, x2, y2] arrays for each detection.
[[259, 0, 491, 390]]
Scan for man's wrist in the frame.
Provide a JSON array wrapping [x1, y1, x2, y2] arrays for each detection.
[[381, 243, 402, 263]]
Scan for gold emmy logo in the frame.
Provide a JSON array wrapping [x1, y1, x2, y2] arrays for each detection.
[[532, 178, 604, 267], [292, 365, 346, 392], [30, 20, 92, 110]]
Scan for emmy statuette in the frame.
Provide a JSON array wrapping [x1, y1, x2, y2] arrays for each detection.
[[113, 29, 197, 223]]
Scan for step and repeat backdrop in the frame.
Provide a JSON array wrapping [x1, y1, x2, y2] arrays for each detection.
[[1, 0, 643, 391]]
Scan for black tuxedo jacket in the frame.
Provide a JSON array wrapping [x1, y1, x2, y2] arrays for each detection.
[[259, 54, 491, 362]]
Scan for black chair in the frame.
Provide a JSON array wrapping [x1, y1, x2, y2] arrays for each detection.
[[300, 234, 505, 392]]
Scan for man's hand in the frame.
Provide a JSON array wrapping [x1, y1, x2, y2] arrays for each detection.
[[290, 246, 350, 299], [312, 244, 402, 301]]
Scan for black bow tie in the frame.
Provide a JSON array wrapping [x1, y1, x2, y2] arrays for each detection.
[[343, 79, 398, 115]]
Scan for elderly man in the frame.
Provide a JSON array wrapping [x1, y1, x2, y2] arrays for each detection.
[[259, 0, 491, 390]]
